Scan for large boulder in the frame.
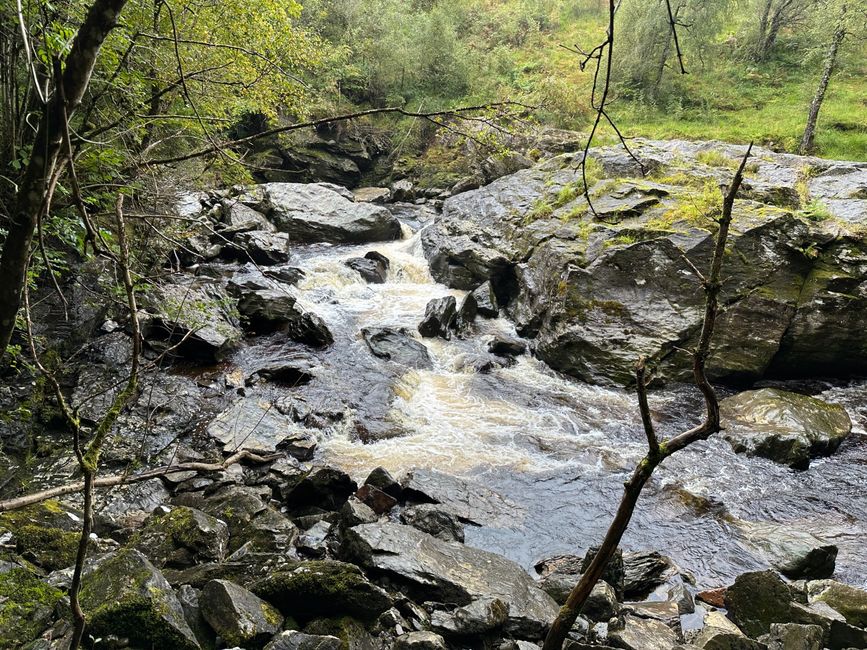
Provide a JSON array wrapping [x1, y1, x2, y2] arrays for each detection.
[[237, 289, 333, 346], [720, 389, 852, 469], [252, 560, 392, 621], [341, 522, 559, 637], [79, 549, 200, 649], [240, 183, 402, 243], [200, 579, 283, 648], [207, 398, 317, 458], [807, 580, 867, 628], [422, 140, 867, 386], [418, 296, 457, 339], [0, 566, 64, 648], [133, 506, 229, 568], [724, 570, 794, 638]]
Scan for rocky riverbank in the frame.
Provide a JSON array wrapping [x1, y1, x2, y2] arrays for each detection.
[[1, 139, 866, 649]]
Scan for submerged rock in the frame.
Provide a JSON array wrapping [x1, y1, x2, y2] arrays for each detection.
[[720, 388, 852, 469], [361, 327, 433, 369], [341, 522, 558, 636]]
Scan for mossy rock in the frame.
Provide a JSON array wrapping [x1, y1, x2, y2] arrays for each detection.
[[79, 548, 199, 649], [724, 570, 794, 637], [132, 506, 228, 568], [808, 580, 867, 628], [0, 567, 63, 648], [303, 616, 377, 650], [0, 500, 81, 571], [252, 560, 392, 622]]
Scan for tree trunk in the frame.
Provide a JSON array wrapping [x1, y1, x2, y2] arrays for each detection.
[[0, 0, 129, 360], [799, 15, 846, 155]]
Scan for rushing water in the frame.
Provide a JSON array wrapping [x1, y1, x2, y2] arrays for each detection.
[[244, 215, 867, 589]]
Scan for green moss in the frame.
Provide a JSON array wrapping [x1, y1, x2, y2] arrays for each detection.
[[0, 500, 80, 571], [0, 568, 63, 648], [697, 149, 739, 169]]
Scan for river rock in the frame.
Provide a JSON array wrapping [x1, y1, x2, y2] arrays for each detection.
[[395, 631, 447, 650], [430, 597, 509, 635], [341, 522, 559, 636], [233, 230, 292, 265], [422, 140, 867, 385], [760, 623, 823, 650], [364, 466, 403, 499], [200, 579, 283, 648], [488, 334, 526, 356], [133, 506, 229, 568], [296, 520, 332, 558], [252, 560, 392, 621], [346, 251, 390, 283], [243, 183, 402, 243], [141, 280, 241, 361], [609, 615, 679, 650], [584, 581, 619, 622], [623, 550, 678, 600], [400, 504, 464, 542], [220, 199, 275, 234], [742, 522, 837, 579], [418, 296, 457, 339], [362, 327, 433, 369], [472, 281, 500, 317], [807, 580, 867, 628], [80, 549, 199, 649], [724, 570, 794, 637], [285, 467, 358, 512], [720, 389, 852, 469], [341, 495, 378, 527], [354, 187, 391, 203], [237, 289, 333, 346], [391, 179, 416, 202], [355, 484, 398, 515], [207, 398, 317, 458], [265, 630, 343, 650]]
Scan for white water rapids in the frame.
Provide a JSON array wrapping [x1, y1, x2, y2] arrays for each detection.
[[244, 222, 867, 589]]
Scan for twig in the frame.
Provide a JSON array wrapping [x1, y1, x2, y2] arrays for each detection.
[[665, 0, 688, 75]]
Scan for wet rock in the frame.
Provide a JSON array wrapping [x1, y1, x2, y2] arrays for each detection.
[[400, 504, 464, 542], [200, 579, 283, 648], [220, 199, 275, 234], [697, 587, 727, 609], [233, 230, 292, 265], [133, 506, 229, 568], [249, 353, 317, 386], [720, 389, 852, 469], [742, 523, 837, 580], [355, 484, 398, 515], [362, 327, 433, 369], [418, 296, 457, 339], [252, 560, 392, 621], [430, 597, 509, 635], [472, 281, 500, 317], [481, 151, 534, 184], [537, 572, 580, 605], [760, 623, 823, 650], [488, 334, 527, 356], [207, 398, 317, 458], [580, 547, 626, 600], [237, 289, 334, 346], [342, 522, 558, 636], [95, 478, 172, 530], [346, 251, 390, 284], [609, 615, 679, 650], [807, 580, 867, 628], [400, 468, 523, 528], [790, 600, 867, 649], [141, 280, 241, 361], [247, 183, 402, 243], [266, 264, 306, 285], [341, 496, 379, 527], [285, 467, 358, 513], [364, 467, 403, 500], [456, 292, 478, 330], [693, 625, 765, 650], [623, 550, 677, 600], [0, 566, 64, 648], [724, 570, 794, 638], [0, 500, 81, 572], [395, 631, 447, 650], [265, 630, 343, 650], [80, 548, 199, 649]]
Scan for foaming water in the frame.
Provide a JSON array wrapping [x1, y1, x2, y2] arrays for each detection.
[[259, 221, 867, 588]]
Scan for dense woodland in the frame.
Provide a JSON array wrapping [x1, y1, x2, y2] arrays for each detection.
[[1, 1, 867, 649]]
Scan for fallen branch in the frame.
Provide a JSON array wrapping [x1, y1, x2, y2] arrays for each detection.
[[0, 450, 282, 513]]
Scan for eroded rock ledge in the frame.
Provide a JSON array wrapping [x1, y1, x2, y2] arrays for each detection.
[[422, 139, 867, 385]]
